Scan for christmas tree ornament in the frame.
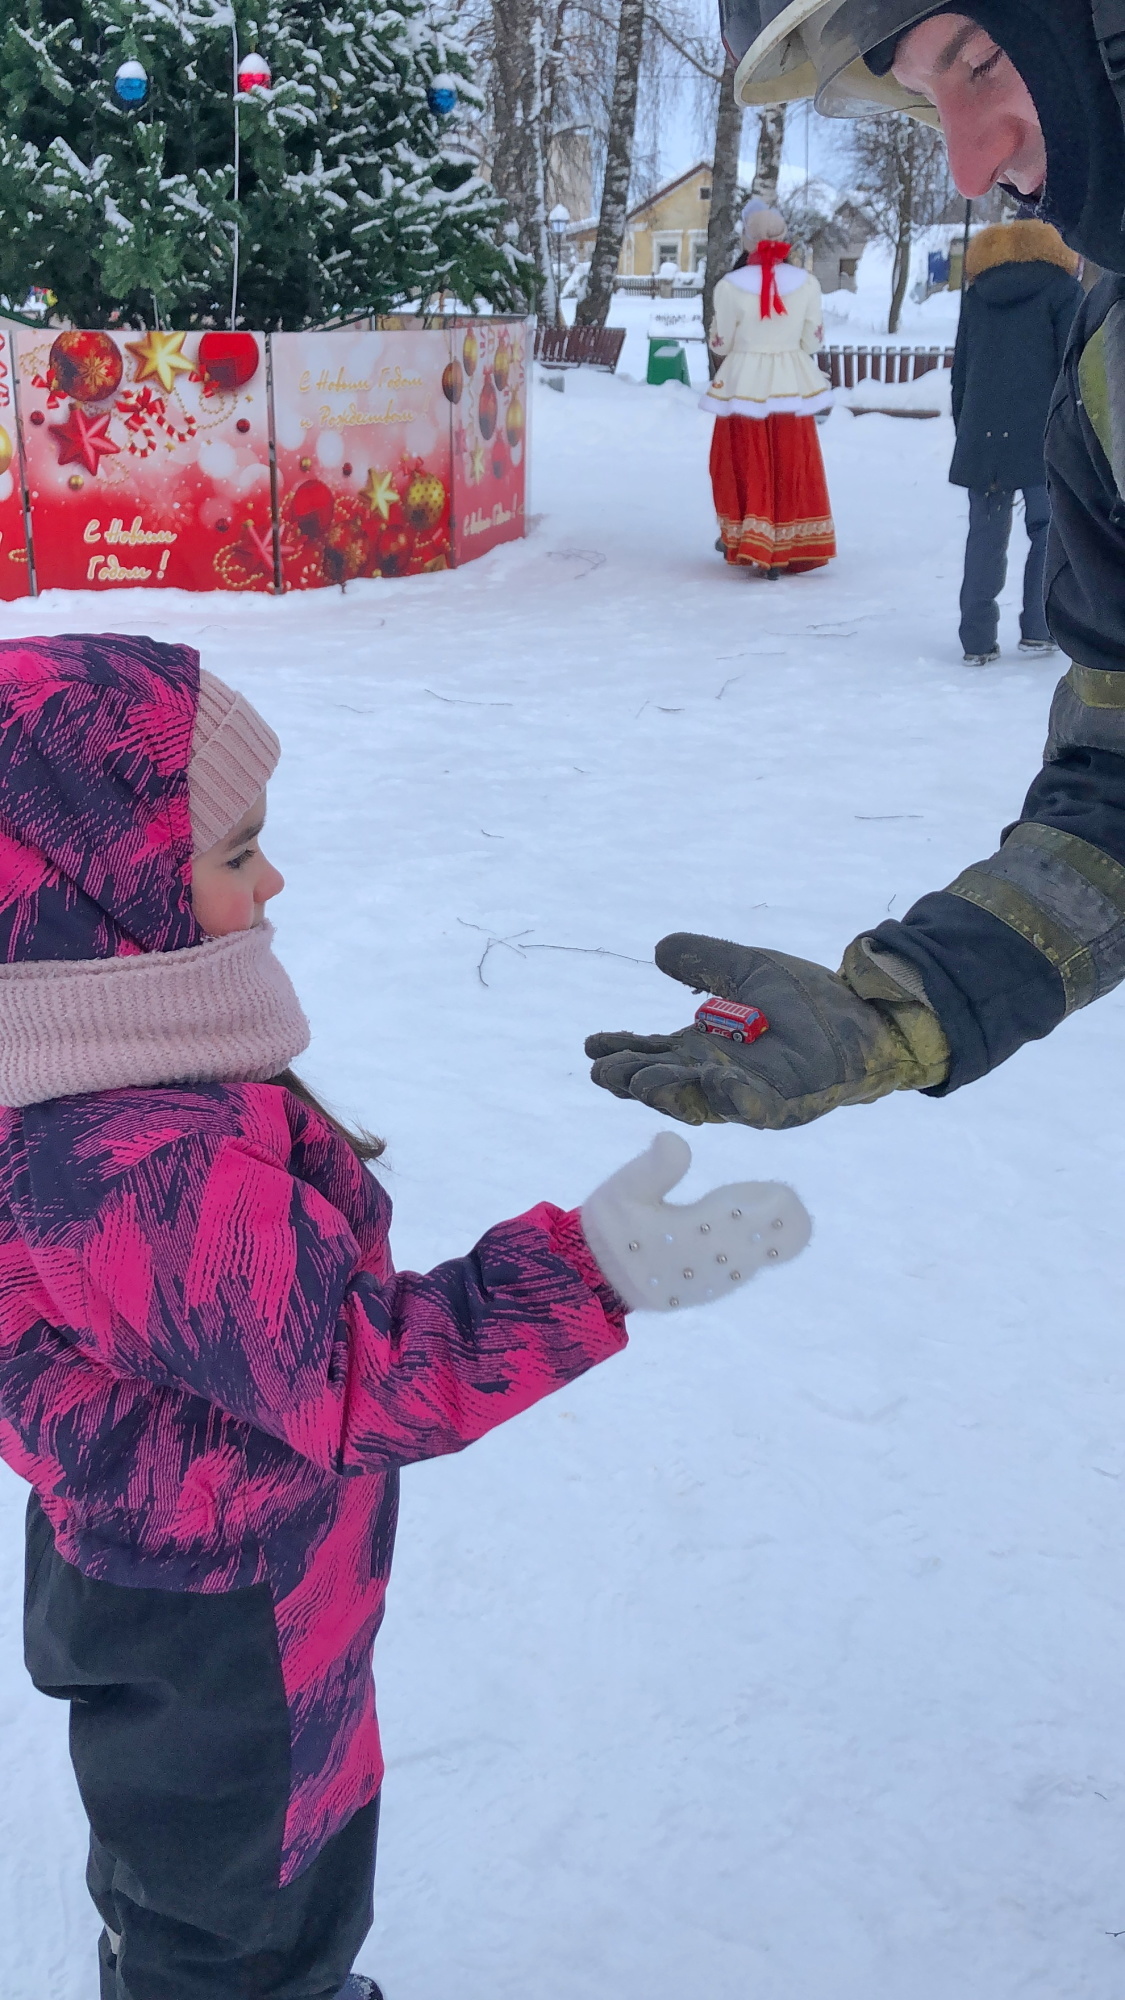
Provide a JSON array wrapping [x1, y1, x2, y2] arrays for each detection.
[[426, 77, 458, 116], [113, 59, 148, 104], [342, 462, 353, 477], [29, 411, 44, 426], [291, 479, 334, 540], [505, 395, 525, 448], [377, 526, 413, 577], [361, 468, 396, 521], [442, 359, 463, 404], [0, 427, 13, 477], [49, 330, 123, 404], [478, 372, 498, 441], [197, 332, 260, 392], [462, 329, 479, 377], [125, 329, 193, 394], [237, 51, 271, 93], [49, 404, 121, 476], [405, 471, 445, 532], [493, 340, 512, 392], [68, 474, 85, 489]]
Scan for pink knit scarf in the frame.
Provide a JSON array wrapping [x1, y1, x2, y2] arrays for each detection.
[[0, 923, 310, 1108]]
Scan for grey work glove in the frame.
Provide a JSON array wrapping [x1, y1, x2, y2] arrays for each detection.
[[585, 932, 951, 1131], [581, 1131, 810, 1311]]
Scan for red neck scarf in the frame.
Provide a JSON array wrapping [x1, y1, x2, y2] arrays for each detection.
[[749, 239, 793, 317]]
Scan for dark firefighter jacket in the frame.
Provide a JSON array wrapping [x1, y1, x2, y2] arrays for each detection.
[[868, 271, 1125, 1090]]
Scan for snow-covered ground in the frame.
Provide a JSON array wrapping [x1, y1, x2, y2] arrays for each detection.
[[5, 372, 1125, 2000]]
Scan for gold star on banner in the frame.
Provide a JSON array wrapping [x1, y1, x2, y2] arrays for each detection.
[[469, 444, 486, 483], [125, 330, 194, 394], [361, 468, 396, 520]]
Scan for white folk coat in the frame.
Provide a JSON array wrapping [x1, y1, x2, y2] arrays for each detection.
[[700, 264, 833, 420]]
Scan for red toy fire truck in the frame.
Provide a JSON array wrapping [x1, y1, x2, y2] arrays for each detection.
[[694, 996, 770, 1045]]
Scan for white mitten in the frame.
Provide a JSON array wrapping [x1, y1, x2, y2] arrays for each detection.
[[580, 1130, 811, 1313]]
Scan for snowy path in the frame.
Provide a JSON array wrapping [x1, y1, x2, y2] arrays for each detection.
[[5, 375, 1125, 2000]]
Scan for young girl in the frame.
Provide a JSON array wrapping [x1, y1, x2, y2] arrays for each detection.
[[0, 634, 808, 1999]]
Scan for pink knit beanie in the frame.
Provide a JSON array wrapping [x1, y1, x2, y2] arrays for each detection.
[[188, 670, 280, 854]]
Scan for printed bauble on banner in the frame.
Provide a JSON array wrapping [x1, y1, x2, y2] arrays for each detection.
[[17, 327, 274, 592], [0, 330, 29, 600], [197, 332, 260, 393], [48, 331, 123, 404]]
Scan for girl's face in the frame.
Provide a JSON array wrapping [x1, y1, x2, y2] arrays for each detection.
[[190, 791, 285, 937]]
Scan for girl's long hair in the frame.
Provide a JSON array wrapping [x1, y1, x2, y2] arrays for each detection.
[[271, 1068, 385, 1163]]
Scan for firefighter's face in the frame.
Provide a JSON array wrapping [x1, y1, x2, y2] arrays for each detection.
[[892, 13, 1048, 200]]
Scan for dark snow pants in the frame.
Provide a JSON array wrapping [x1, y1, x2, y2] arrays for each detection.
[[959, 484, 1052, 655], [23, 1496, 379, 2000]]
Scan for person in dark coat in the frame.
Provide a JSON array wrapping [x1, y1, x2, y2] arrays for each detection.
[[950, 218, 1082, 664]]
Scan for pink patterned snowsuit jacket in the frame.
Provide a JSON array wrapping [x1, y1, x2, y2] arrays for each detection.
[[0, 634, 627, 1883]]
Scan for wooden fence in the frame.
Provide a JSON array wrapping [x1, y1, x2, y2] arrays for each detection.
[[817, 345, 955, 389]]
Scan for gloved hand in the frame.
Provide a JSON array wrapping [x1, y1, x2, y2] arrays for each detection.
[[585, 932, 950, 1131], [581, 1130, 810, 1311]]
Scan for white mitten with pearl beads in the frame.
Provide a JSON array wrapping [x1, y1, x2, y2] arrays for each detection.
[[580, 1130, 811, 1312]]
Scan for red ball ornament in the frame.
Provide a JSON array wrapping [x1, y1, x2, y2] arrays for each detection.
[[30, 410, 44, 426], [49, 330, 123, 404], [197, 331, 260, 392], [215, 518, 230, 533], [342, 462, 353, 477], [291, 478, 334, 540], [442, 359, 463, 404], [236, 417, 251, 434], [478, 372, 498, 441], [237, 51, 271, 92]]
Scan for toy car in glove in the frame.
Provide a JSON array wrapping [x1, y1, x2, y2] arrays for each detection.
[[694, 997, 769, 1045]]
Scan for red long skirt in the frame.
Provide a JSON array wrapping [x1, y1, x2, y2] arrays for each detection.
[[710, 412, 836, 571]]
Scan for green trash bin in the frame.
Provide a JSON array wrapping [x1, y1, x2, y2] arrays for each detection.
[[646, 337, 691, 387]]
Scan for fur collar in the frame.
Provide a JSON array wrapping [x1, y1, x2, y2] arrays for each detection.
[[966, 220, 1080, 282]]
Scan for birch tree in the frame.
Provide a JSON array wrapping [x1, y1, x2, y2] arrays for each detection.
[[751, 105, 786, 203], [701, 58, 744, 370], [488, 0, 568, 317], [574, 0, 646, 327]]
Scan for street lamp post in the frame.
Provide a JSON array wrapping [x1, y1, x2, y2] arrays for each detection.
[[548, 204, 570, 328]]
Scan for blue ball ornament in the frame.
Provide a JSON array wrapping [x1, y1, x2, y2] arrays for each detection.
[[427, 79, 458, 116], [114, 59, 149, 104]]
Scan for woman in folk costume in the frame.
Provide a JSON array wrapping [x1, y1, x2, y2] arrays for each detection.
[[703, 204, 836, 576]]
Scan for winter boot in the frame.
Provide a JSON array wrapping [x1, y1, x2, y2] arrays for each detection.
[[963, 645, 1000, 665], [1018, 637, 1057, 656]]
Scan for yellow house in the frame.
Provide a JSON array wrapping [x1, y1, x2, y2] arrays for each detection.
[[569, 162, 713, 278]]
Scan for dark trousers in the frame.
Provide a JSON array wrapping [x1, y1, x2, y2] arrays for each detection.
[[23, 1496, 379, 1999], [959, 483, 1052, 654]]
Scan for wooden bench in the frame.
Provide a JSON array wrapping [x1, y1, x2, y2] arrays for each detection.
[[534, 325, 627, 372]]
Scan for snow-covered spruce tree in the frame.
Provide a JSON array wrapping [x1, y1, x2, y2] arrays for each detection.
[[0, 0, 535, 329]]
